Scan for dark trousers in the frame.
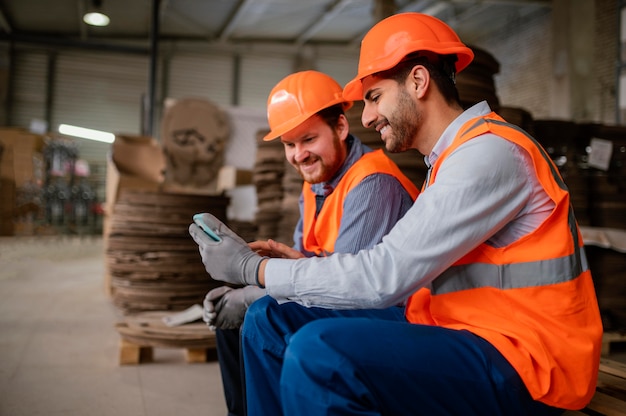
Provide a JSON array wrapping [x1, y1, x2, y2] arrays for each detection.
[[216, 327, 246, 416]]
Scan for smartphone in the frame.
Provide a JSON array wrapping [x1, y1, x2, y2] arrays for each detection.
[[193, 214, 222, 242]]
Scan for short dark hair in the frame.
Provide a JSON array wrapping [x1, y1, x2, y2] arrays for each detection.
[[316, 103, 345, 128], [376, 52, 461, 106]]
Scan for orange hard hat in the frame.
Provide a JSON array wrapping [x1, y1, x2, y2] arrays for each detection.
[[262, 70, 353, 141], [343, 13, 474, 100]]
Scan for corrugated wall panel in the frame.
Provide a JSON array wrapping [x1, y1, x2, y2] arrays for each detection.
[[316, 46, 359, 89], [53, 51, 149, 169], [167, 52, 234, 107], [53, 51, 149, 136], [239, 53, 293, 109], [10, 51, 48, 128]]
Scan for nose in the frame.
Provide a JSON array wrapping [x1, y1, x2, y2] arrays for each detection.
[[293, 144, 309, 163], [361, 101, 376, 129]]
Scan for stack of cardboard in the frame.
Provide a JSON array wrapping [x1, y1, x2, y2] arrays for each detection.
[[103, 134, 166, 295], [456, 45, 501, 111], [103, 134, 232, 311], [252, 129, 286, 240], [106, 189, 229, 313]]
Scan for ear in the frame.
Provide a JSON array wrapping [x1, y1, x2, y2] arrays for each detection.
[[336, 114, 350, 141], [409, 65, 430, 99]]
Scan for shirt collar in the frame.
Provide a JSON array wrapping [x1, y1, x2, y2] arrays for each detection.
[[425, 101, 492, 168]]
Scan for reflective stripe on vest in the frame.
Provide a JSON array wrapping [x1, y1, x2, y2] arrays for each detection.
[[432, 248, 589, 294], [432, 115, 588, 293], [405, 112, 602, 410]]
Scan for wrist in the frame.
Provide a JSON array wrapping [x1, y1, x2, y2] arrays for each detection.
[[256, 258, 268, 288]]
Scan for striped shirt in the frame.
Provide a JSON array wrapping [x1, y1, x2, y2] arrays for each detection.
[[292, 135, 415, 256]]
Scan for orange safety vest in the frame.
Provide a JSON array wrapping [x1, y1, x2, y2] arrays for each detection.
[[405, 113, 602, 410], [302, 149, 419, 255]]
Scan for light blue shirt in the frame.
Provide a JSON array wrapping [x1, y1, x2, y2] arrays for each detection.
[[265, 102, 554, 309]]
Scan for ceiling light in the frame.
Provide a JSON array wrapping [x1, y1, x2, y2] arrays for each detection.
[[59, 124, 115, 143], [83, 0, 110, 27], [83, 12, 110, 27]]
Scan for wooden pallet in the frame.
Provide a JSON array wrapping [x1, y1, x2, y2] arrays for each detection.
[[563, 358, 626, 416], [115, 311, 217, 365], [119, 339, 216, 365], [602, 332, 626, 357]]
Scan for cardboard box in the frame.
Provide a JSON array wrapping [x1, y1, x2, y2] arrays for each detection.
[[111, 135, 165, 182], [0, 128, 45, 236], [0, 177, 15, 236], [104, 134, 166, 215], [0, 127, 45, 187], [216, 165, 253, 192]]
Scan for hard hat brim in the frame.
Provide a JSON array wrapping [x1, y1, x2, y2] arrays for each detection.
[[262, 100, 353, 141], [343, 47, 474, 101]]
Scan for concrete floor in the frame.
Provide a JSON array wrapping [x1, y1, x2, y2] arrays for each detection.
[[2, 235, 626, 416], [0, 235, 227, 416]]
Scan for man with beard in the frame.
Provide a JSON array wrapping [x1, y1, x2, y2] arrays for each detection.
[[190, 14, 602, 415], [202, 70, 419, 416]]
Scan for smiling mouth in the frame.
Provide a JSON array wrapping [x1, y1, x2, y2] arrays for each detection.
[[376, 119, 390, 134], [299, 159, 318, 171]]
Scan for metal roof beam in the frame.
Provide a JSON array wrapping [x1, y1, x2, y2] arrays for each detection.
[[0, 1, 12, 34], [77, 0, 88, 40], [295, 0, 353, 46], [218, 0, 253, 42]]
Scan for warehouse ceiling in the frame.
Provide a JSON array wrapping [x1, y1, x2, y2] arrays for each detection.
[[0, 0, 550, 52]]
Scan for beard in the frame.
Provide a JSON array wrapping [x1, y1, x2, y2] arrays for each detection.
[[384, 87, 420, 153], [296, 131, 345, 184]]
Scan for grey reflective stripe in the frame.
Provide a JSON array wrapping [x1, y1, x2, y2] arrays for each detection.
[[431, 248, 589, 295], [569, 205, 582, 258], [431, 117, 589, 296]]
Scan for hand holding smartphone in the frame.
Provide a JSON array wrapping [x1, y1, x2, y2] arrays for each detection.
[[193, 213, 222, 242]]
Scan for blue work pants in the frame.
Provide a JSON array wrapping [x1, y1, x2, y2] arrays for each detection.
[[241, 296, 564, 416]]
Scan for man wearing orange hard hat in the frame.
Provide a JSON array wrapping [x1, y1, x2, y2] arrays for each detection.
[[190, 13, 602, 415], [201, 70, 418, 416]]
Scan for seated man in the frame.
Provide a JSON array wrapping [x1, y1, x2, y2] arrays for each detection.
[[190, 14, 602, 416], [202, 70, 419, 416]]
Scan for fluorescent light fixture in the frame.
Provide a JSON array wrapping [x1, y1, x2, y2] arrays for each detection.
[[59, 124, 115, 143], [83, 11, 110, 27]]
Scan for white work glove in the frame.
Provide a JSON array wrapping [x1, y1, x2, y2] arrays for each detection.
[[203, 286, 266, 330], [189, 213, 266, 287]]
